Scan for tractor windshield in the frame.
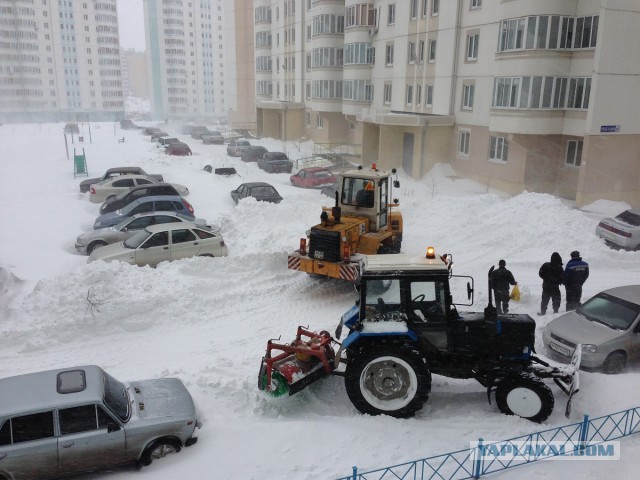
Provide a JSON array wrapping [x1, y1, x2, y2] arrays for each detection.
[[364, 279, 402, 320], [341, 177, 375, 208]]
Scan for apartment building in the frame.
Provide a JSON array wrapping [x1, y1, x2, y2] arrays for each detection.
[[253, 0, 640, 207], [120, 49, 149, 98], [0, 0, 124, 122]]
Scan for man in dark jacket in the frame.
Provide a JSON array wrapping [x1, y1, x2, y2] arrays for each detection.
[[565, 250, 589, 311], [490, 259, 517, 314], [538, 252, 564, 315]]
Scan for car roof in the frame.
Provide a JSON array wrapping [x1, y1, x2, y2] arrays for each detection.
[[241, 182, 273, 188], [102, 174, 153, 182], [0, 365, 105, 418], [599, 285, 640, 304], [130, 211, 182, 219], [105, 167, 144, 174], [362, 254, 449, 273], [144, 221, 198, 233], [246, 146, 267, 151], [301, 167, 333, 173], [128, 195, 184, 206]]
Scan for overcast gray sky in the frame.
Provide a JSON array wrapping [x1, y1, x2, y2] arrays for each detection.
[[117, 0, 146, 52]]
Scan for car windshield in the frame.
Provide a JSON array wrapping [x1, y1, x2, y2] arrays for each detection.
[[123, 229, 149, 248], [102, 370, 130, 422], [315, 172, 333, 179], [577, 292, 640, 330], [615, 210, 640, 227], [114, 217, 133, 230]]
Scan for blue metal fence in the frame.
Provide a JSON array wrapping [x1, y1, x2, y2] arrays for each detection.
[[337, 405, 640, 480]]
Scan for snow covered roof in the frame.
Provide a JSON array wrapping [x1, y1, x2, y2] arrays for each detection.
[[361, 253, 449, 273]]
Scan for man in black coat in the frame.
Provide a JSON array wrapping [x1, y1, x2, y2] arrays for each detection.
[[490, 259, 517, 314], [538, 252, 564, 315], [565, 250, 589, 311]]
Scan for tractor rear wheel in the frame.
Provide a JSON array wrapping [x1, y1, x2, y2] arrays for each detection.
[[495, 374, 554, 423], [345, 345, 431, 418]]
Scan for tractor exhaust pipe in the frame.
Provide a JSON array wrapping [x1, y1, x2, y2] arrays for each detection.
[[332, 191, 341, 224]]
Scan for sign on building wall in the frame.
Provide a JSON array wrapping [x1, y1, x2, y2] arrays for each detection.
[[600, 125, 621, 133]]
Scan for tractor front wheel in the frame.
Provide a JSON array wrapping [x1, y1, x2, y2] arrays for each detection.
[[345, 345, 431, 418], [495, 374, 554, 423]]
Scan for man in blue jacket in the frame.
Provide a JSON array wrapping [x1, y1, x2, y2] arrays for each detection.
[[565, 250, 589, 311]]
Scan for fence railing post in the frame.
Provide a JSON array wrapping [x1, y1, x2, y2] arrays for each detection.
[[578, 414, 590, 452], [473, 438, 484, 479], [351, 466, 358, 480]]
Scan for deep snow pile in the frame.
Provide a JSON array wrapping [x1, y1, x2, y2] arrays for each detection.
[[1, 122, 639, 479]]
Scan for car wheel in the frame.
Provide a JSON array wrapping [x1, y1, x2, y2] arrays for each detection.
[[87, 241, 107, 254], [198, 254, 214, 258], [139, 438, 182, 467], [495, 374, 554, 423], [345, 344, 431, 418], [602, 351, 626, 374]]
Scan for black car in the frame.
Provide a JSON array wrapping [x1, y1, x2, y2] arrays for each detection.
[[142, 127, 162, 136], [99, 183, 184, 214], [240, 146, 268, 162], [190, 126, 211, 140], [231, 182, 282, 204], [79, 167, 164, 193], [257, 152, 293, 174]]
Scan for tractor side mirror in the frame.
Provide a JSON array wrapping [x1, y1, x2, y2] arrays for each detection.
[[467, 282, 473, 300], [393, 180, 400, 188]]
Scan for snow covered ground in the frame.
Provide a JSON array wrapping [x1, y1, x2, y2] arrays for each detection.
[[1, 122, 639, 479]]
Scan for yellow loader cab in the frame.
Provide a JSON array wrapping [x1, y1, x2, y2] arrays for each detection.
[[288, 165, 404, 281]]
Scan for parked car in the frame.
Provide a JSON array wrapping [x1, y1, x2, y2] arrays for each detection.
[[202, 131, 225, 145], [142, 127, 162, 136], [94, 195, 195, 229], [595, 209, 640, 250], [64, 122, 79, 134], [165, 142, 192, 156], [230, 182, 282, 204], [157, 136, 180, 147], [99, 182, 189, 214], [290, 167, 337, 188], [257, 152, 293, 174], [227, 139, 251, 156], [88, 222, 227, 267], [76, 212, 214, 255], [0, 365, 199, 479], [320, 181, 339, 198], [180, 124, 196, 134], [542, 285, 640, 374], [79, 167, 163, 193], [90, 175, 189, 204], [119, 119, 140, 129], [190, 126, 210, 140], [150, 131, 169, 142], [240, 145, 268, 162]]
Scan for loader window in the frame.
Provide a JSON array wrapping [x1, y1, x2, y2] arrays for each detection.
[[342, 177, 375, 208]]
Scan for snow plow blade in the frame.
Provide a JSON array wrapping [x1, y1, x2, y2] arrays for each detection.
[[531, 345, 581, 418], [258, 327, 336, 396]]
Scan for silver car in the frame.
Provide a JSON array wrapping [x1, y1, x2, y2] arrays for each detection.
[[90, 175, 189, 204], [542, 285, 640, 374], [75, 212, 215, 255], [595, 208, 640, 250], [0, 365, 199, 480], [88, 222, 228, 267]]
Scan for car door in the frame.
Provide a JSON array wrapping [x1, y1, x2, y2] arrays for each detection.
[[0, 411, 59, 480], [155, 199, 180, 214], [57, 404, 126, 475], [106, 178, 135, 201], [135, 231, 170, 266], [133, 178, 154, 187], [127, 200, 155, 216], [170, 228, 199, 260]]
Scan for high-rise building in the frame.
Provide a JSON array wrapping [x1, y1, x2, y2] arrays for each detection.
[[252, 0, 640, 206], [0, 0, 124, 122]]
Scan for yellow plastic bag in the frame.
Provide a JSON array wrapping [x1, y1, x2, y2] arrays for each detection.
[[510, 284, 521, 302]]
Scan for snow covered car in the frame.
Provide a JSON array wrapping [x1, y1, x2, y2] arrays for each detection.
[[226, 139, 251, 156], [230, 182, 282, 204], [0, 365, 199, 479], [76, 212, 215, 255], [257, 152, 293, 174], [99, 182, 189, 214], [240, 146, 268, 162], [165, 142, 192, 156], [88, 222, 227, 267], [157, 136, 180, 148], [89, 175, 187, 203], [150, 131, 169, 142], [202, 131, 225, 145], [595, 209, 640, 250], [290, 167, 337, 188], [93, 195, 195, 229], [79, 167, 163, 193], [543, 285, 640, 374]]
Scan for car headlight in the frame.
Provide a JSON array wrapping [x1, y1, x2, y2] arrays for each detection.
[[581, 344, 598, 353], [76, 238, 84, 245]]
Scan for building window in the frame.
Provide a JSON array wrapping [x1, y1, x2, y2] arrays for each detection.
[[489, 135, 508, 162], [385, 43, 394, 65], [383, 83, 392, 104], [566, 140, 583, 166], [462, 84, 474, 110], [408, 42, 416, 63], [428, 40, 436, 62], [458, 130, 470, 157], [466, 33, 479, 60], [419, 40, 425, 63], [471, 0, 482, 8], [388, 4, 396, 25], [426, 85, 433, 107], [432, 0, 439, 15], [406, 85, 413, 105], [498, 15, 598, 52], [493, 76, 590, 110], [410, 0, 419, 19], [317, 114, 324, 128], [416, 85, 422, 105], [306, 111, 311, 127]]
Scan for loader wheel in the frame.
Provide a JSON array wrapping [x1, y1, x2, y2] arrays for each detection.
[[345, 345, 431, 418], [495, 374, 554, 423], [259, 370, 289, 397]]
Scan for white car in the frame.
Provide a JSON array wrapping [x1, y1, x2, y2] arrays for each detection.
[[88, 222, 227, 267], [89, 175, 188, 203]]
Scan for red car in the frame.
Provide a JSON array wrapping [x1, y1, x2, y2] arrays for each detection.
[[290, 167, 337, 188]]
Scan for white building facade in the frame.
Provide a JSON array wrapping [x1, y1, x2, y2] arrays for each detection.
[[253, 0, 640, 206], [0, 0, 124, 122]]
